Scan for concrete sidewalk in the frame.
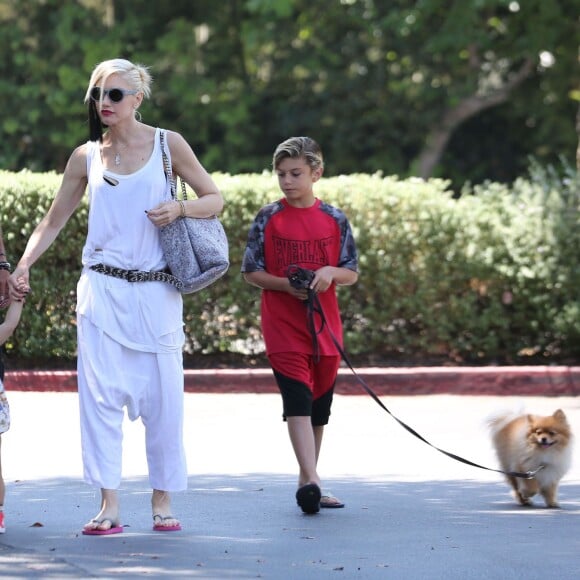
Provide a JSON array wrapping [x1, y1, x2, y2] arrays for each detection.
[[1, 391, 579, 579]]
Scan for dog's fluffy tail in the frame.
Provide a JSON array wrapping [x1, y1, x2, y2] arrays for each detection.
[[486, 409, 523, 435]]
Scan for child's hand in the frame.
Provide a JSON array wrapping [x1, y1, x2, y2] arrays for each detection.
[[310, 267, 334, 294], [288, 286, 309, 301]]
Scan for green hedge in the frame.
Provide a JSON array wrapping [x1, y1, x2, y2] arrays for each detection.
[[1, 166, 578, 366]]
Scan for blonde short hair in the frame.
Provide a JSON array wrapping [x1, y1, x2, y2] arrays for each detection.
[[273, 136, 324, 171], [84, 58, 152, 103]]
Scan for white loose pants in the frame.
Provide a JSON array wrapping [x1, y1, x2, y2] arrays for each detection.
[[77, 315, 187, 491]]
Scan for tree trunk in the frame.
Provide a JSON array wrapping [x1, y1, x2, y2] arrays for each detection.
[[416, 58, 535, 180], [231, 0, 250, 86], [576, 101, 580, 170]]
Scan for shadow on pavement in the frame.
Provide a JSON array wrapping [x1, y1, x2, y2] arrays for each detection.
[[1, 474, 579, 579]]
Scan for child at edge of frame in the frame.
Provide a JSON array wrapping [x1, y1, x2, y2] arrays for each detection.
[[0, 296, 26, 534], [241, 136, 359, 514]]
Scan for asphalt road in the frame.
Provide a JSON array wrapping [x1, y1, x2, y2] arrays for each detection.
[[1, 391, 578, 579]]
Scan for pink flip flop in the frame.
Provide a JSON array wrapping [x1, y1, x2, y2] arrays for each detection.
[[153, 514, 182, 532], [82, 519, 123, 535]]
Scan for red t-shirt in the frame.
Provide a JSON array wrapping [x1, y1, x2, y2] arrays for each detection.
[[242, 198, 358, 356]]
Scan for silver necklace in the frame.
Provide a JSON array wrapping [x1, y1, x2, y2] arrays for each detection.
[[112, 142, 128, 166]]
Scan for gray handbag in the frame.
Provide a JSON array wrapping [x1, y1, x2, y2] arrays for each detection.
[[159, 130, 229, 294]]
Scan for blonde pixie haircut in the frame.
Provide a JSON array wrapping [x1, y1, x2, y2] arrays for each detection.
[[273, 136, 324, 172], [85, 58, 152, 141], [84, 58, 152, 104]]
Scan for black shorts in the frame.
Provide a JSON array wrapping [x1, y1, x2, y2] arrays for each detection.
[[269, 352, 340, 426]]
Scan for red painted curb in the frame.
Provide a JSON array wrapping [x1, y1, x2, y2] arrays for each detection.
[[4, 366, 579, 396]]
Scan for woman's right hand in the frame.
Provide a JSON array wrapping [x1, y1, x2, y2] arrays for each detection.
[[9, 266, 31, 302]]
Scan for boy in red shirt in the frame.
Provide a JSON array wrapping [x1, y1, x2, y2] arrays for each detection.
[[242, 136, 358, 513]]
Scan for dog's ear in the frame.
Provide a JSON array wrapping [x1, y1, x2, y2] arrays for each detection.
[[553, 409, 566, 422]]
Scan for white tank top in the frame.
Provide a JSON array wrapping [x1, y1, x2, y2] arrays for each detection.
[[76, 127, 184, 353], [82, 127, 168, 271]]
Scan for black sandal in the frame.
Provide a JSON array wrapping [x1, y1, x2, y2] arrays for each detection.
[[295, 483, 321, 514]]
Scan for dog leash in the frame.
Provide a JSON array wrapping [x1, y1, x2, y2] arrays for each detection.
[[290, 266, 542, 480]]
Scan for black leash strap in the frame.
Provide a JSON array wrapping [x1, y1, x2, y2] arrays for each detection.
[[296, 270, 539, 480]]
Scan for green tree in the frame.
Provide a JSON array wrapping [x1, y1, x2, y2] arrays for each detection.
[[0, 0, 577, 186], [0, 0, 109, 170]]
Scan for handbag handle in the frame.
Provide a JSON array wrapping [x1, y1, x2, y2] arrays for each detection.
[[160, 129, 189, 201]]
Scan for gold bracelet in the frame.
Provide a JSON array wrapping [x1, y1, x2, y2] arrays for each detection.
[[178, 200, 186, 218]]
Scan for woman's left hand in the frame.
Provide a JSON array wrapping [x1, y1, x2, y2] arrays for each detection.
[[146, 201, 181, 227]]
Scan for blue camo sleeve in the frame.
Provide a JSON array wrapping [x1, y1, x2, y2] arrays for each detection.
[[241, 201, 282, 273]]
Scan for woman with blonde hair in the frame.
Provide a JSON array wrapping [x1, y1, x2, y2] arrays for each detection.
[[10, 58, 223, 534]]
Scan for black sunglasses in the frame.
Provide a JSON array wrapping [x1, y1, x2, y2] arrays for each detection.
[[90, 87, 138, 103]]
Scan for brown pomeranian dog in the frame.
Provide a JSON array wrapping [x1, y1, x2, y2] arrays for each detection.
[[489, 409, 573, 508]]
